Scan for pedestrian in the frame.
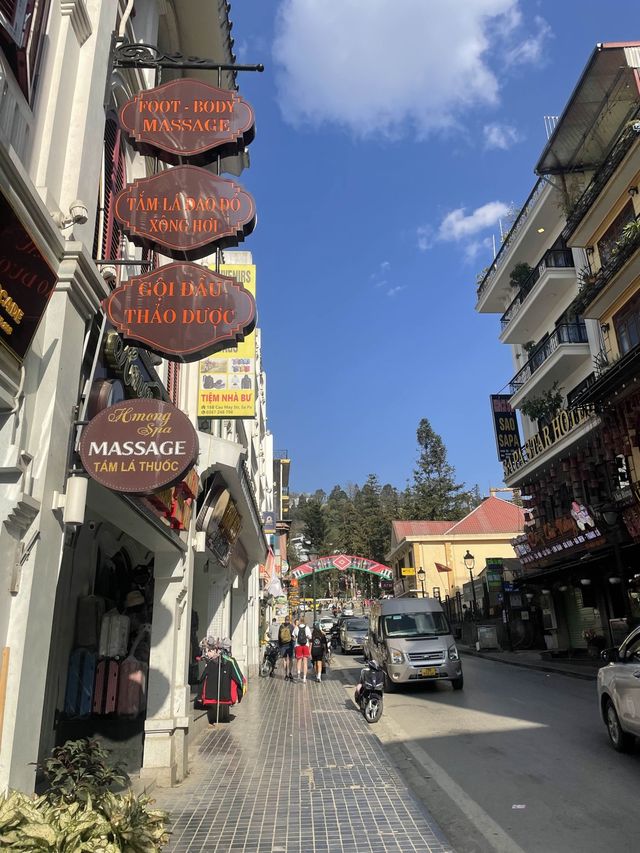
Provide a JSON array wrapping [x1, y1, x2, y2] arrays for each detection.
[[310, 623, 328, 683], [278, 615, 294, 681], [268, 618, 280, 642], [293, 618, 312, 682]]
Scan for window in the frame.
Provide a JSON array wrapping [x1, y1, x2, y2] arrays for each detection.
[[613, 291, 640, 356], [1, 0, 51, 103], [382, 611, 450, 638], [92, 116, 127, 263]]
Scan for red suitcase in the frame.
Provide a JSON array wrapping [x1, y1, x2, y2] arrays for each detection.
[[117, 656, 148, 717], [93, 659, 120, 715]]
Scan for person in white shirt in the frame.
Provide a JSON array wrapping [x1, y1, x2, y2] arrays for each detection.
[[293, 621, 312, 682]]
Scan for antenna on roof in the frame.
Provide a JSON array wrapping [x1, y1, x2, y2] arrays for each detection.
[[544, 115, 559, 140]]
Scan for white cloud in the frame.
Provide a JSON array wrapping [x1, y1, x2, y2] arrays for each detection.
[[417, 225, 434, 252], [504, 15, 552, 67], [273, 1, 551, 138], [387, 286, 406, 297], [483, 122, 522, 150], [438, 201, 511, 241]]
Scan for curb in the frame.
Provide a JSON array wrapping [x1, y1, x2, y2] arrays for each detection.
[[460, 647, 599, 681]]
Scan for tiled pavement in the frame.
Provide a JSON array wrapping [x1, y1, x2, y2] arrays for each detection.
[[153, 662, 453, 853]]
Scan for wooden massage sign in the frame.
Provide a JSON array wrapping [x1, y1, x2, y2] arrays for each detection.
[[114, 167, 255, 259], [102, 263, 256, 362], [79, 399, 198, 495], [119, 79, 255, 165]]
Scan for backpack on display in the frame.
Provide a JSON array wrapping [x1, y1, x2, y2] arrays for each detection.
[[279, 624, 292, 644], [297, 627, 308, 646]]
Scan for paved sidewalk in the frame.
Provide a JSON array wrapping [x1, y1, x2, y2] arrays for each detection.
[[460, 645, 602, 680], [153, 665, 453, 853]]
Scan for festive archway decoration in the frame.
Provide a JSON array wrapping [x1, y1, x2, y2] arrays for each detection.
[[291, 554, 393, 581]]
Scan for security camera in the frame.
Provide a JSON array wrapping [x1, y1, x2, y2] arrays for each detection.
[[632, 121, 640, 134], [53, 199, 89, 229], [87, 520, 97, 531]]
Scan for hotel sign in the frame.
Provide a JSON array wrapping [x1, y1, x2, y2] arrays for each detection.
[[512, 511, 604, 567], [114, 167, 256, 259], [490, 395, 521, 462], [503, 407, 592, 478], [79, 399, 198, 495], [103, 263, 256, 362], [120, 79, 255, 165]]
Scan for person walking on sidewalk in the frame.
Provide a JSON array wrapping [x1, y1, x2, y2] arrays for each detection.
[[278, 615, 294, 681], [293, 619, 312, 682], [310, 623, 328, 683], [268, 618, 280, 642]]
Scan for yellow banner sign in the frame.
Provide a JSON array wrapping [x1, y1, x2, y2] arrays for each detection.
[[198, 263, 256, 418], [401, 567, 416, 576]]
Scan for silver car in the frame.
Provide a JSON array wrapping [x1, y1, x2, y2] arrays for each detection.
[[597, 625, 640, 752], [340, 617, 368, 653]]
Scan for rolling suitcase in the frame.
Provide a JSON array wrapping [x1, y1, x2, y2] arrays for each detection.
[[64, 648, 96, 717], [117, 656, 147, 717], [93, 658, 120, 715], [99, 611, 130, 659], [76, 596, 105, 650]]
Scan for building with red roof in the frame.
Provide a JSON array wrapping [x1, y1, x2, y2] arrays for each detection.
[[387, 496, 525, 599]]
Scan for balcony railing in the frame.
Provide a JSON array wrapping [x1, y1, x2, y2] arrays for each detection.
[[476, 179, 546, 301], [0, 51, 34, 164], [500, 249, 575, 331], [509, 324, 588, 393], [573, 220, 640, 314], [562, 117, 640, 241]]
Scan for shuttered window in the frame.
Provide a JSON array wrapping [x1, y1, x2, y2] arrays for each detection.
[[93, 116, 127, 263]]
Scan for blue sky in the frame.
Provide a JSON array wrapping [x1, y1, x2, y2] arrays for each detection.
[[229, 1, 639, 497]]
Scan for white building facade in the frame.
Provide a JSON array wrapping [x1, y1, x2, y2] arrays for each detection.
[[0, 0, 270, 794]]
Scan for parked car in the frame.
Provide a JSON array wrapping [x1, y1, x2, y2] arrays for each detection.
[[319, 617, 335, 635], [597, 625, 640, 752], [340, 617, 369, 653]]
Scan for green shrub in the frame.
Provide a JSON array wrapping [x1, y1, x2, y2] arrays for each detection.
[[39, 738, 126, 804]]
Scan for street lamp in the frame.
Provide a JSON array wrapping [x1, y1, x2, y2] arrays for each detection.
[[463, 550, 478, 618], [417, 567, 426, 598]]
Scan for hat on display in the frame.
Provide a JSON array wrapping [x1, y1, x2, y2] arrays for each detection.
[[125, 590, 145, 608], [220, 637, 231, 651]]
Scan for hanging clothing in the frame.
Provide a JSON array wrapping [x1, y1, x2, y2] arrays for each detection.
[[199, 653, 245, 707]]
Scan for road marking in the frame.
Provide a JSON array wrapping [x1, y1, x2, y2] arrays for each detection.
[[376, 714, 528, 853]]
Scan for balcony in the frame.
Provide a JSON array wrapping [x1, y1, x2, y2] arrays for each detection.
[[500, 250, 575, 343], [509, 324, 590, 401], [574, 220, 640, 318]]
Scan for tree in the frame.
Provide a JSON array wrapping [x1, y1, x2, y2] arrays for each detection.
[[405, 418, 478, 521], [298, 498, 328, 554], [353, 474, 388, 564]]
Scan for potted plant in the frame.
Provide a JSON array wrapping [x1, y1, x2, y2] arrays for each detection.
[[509, 262, 533, 289]]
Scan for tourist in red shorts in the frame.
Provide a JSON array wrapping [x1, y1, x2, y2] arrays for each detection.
[[293, 620, 312, 682]]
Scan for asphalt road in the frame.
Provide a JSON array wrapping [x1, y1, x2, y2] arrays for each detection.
[[331, 649, 640, 853]]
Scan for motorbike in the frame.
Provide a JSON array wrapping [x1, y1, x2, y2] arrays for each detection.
[[259, 641, 279, 677], [354, 660, 384, 723], [330, 625, 340, 651]]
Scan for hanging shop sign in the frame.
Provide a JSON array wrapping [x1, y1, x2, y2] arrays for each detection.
[[512, 508, 604, 568], [114, 167, 256, 260], [195, 475, 243, 565], [198, 262, 256, 418], [0, 190, 57, 363], [103, 331, 164, 400], [119, 79, 255, 165], [102, 263, 256, 362], [262, 511, 276, 535], [503, 406, 592, 478], [490, 394, 522, 462], [79, 399, 198, 495]]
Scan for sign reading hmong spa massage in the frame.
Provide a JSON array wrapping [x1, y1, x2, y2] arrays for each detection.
[[119, 79, 255, 165], [102, 263, 256, 362], [114, 167, 256, 259], [79, 399, 198, 495]]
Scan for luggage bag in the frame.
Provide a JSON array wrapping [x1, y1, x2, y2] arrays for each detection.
[[64, 648, 97, 717]]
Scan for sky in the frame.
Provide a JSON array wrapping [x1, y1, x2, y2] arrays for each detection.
[[228, 0, 640, 497]]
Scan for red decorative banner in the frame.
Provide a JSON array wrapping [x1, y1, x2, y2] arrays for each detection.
[[119, 79, 255, 165], [291, 554, 393, 580], [79, 399, 198, 495], [114, 167, 256, 259], [102, 263, 256, 362]]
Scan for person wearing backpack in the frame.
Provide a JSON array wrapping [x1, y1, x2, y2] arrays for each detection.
[[310, 623, 328, 683], [278, 615, 294, 681], [293, 619, 312, 682]]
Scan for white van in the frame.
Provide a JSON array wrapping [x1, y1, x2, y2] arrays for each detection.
[[368, 597, 463, 690]]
